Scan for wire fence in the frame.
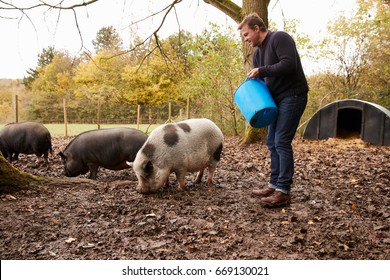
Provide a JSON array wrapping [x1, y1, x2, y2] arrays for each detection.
[[1, 96, 245, 136]]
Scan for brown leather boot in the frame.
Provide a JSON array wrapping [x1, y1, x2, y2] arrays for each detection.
[[251, 188, 275, 197], [260, 191, 291, 207]]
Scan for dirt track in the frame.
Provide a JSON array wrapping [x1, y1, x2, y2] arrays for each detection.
[[1, 136, 389, 260]]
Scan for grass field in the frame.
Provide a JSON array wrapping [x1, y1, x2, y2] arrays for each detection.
[[0, 123, 160, 137]]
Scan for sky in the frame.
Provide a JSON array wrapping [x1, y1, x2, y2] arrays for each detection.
[[0, 0, 357, 79]]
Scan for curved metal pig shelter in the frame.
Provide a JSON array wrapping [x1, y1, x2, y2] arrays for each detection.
[[303, 99, 390, 146]]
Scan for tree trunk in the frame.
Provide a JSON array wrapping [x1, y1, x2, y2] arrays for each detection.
[[243, 124, 268, 144], [205, 0, 271, 144], [0, 154, 40, 191], [239, 0, 270, 144], [0, 153, 99, 192]]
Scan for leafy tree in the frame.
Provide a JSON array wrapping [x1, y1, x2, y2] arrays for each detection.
[[73, 49, 129, 120], [307, 0, 390, 116], [0, 80, 16, 122], [27, 51, 78, 122], [183, 24, 244, 135], [92, 26, 123, 53], [165, 30, 195, 74], [23, 46, 56, 90], [357, 0, 390, 108], [119, 32, 193, 122]]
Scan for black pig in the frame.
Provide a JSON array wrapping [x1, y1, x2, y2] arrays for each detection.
[[59, 127, 148, 179], [0, 121, 52, 162]]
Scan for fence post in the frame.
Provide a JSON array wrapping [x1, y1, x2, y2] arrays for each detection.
[[137, 105, 141, 129], [63, 98, 68, 137], [166, 102, 172, 123], [97, 99, 101, 129], [186, 97, 190, 119], [15, 94, 19, 123]]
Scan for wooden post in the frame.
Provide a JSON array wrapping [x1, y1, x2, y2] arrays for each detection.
[[186, 97, 190, 119], [148, 106, 152, 124], [166, 102, 172, 123], [63, 98, 68, 137], [15, 94, 19, 123], [97, 99, 101, 129], [137, 105, 141, 130]]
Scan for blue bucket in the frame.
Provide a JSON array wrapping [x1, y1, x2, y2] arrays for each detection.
[[234, 78, 278, 128]]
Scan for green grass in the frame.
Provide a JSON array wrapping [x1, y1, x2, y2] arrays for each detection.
[[0, 123, 159, 137]]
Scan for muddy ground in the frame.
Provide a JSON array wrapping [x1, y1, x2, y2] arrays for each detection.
[[0, 136, 389, 260]]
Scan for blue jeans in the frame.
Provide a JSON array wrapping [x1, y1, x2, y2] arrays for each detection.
[[266, 95, 307, 194]]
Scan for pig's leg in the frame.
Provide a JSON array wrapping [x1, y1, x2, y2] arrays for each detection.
[[195, 169, 204, 184], [165, 176, 170, 187], [42, 152, 49, 163], [7, 153, 13, 162], [175, 170, 187, 191], [156, 169, 170, 189], [13, 152, 19, 161], [88, 164, 99, 180], [207, 164, 217, 186]]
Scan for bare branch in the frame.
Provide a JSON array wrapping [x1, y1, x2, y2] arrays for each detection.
[[203, 0, 241, 23], [0, 0, 99, 11], [1, 0, 99, 52], [71, 8, 84, 51], [1, 0, 185, 73], [102, 0, 183, 71]]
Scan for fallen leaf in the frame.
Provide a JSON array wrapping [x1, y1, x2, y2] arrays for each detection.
[[351, 203, 358, 210], [187, 245, 197, 252], [5, 195, 17, 201], [374, 225, 388, 231], [49, 251, 57, 257], [349, 178, 358, 184], [146, 213, 156, 218], [236, 225, 245, 231], [65, 237, 76, 244]]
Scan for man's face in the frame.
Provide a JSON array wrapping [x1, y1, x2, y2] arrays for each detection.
[[240, 24, 261, 48]]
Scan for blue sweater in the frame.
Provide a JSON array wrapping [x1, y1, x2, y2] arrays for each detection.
[[253, 31, 309, 103]]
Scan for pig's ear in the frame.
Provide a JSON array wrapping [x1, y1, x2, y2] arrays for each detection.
[[59, 151, 66, 160], [144, 161, 154, 175]]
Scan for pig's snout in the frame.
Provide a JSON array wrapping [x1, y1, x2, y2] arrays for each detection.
[[136, 184, 154, 195]]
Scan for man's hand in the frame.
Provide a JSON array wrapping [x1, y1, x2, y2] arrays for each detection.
[[247, 68, 259, 79]]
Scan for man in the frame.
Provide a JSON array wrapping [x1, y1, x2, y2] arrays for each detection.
[[238, 13, 308, 207]]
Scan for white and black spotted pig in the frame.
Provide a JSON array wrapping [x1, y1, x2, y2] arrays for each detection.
[[131, 118, 224, 194], [59, 128, 148, 180], [0, 121, 52, 162]]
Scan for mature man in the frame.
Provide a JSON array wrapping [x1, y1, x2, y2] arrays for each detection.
[[238, 13, 308, 207]]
